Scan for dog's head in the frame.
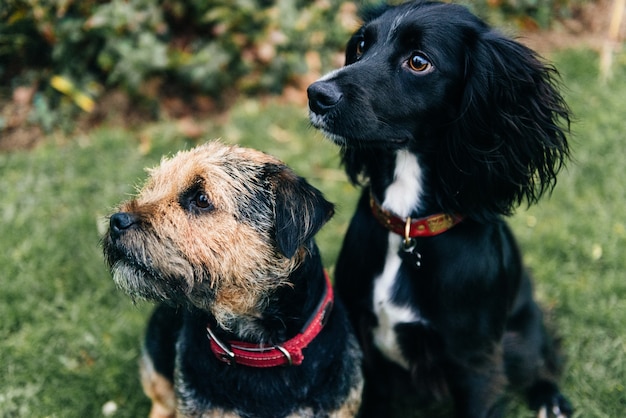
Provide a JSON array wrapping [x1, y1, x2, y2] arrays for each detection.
[[308, 0, 570, 220], [102, 142, 334, 328]]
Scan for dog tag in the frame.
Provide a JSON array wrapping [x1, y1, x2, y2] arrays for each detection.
[[400, 238, 422, 269]]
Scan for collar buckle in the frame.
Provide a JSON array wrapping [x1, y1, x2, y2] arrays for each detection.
[[274, 345, 293, 366], [403, 216, 416, 250], [206, 327, 236, 365]]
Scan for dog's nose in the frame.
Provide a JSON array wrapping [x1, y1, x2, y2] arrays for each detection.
[[307, 81, 342, 115], [109, 212, 137, 237]]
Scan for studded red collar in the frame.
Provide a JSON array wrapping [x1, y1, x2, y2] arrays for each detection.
[[370, 192, 464, 239], [207, 271, 334, 368]]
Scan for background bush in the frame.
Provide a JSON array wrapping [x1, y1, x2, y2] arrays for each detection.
[[457, 0, 589, 29], [1, 0, 590, 131], [1, 0, 354, 125]]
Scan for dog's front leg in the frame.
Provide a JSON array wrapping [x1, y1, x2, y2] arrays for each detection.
[[141, 304, 183, 418], [445, 345, 507, 418]]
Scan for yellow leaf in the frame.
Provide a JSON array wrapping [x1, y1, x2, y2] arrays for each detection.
[[73, 93, 95, 113], [50, 75, 75, 95]]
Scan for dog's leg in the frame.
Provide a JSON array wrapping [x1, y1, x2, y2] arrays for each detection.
[[446, 353, 507, 418], [504, 273, 573, 418], [326, 383, 364, 418], [140, 304, 183, 418], [356, 354, 417, 418], [140, 354, 176, 418]]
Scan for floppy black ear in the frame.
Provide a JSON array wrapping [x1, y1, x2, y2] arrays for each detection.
[[439, 28, 571, 220], [266, 164, 334, 258]]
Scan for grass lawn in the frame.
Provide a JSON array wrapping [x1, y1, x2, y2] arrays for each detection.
[[1, 48, 625, 417]]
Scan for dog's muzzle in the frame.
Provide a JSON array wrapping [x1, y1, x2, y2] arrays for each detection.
[[307, 81, 343, 116]]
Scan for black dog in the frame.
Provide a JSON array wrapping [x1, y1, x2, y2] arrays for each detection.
[[103, 143, 363, 418], [307, 2, 572, 417]]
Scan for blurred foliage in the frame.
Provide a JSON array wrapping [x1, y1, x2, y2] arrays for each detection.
[[1, 0, 590, 130], [0, 0, 356, 128], [456, 0, 590, 30]]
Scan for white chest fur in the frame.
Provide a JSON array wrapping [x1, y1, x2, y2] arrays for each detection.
[[371, 151, 426, 370]]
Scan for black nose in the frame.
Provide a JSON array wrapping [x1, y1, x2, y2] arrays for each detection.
[[307, 81, 343, 115], [109, 212, 137, 237]]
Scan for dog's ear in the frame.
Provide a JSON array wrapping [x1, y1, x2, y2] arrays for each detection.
[[265, 164, 334, 258], [441, 29, 571, 220]]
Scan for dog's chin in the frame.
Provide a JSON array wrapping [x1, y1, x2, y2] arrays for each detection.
[[318, 129, 410, 150], [111, 262, 161, 301], [309, 110, 410, 148], [310, 108, 412, 149], [319, 129, 349, 146], [309, 111, 335, 136], [110, 260, 192, 306]]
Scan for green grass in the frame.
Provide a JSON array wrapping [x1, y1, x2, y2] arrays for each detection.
[[1, 48, 625, 417]]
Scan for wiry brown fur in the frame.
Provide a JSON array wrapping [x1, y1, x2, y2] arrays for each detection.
[[105, 143, 301, 336], [103, 141, 363, 418]]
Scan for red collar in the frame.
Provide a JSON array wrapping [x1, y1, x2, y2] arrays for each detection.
[[370, 193, 464, 238], [207, 271, 334, 368]]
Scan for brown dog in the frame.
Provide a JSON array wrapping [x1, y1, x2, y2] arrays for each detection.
[[103, 142, 363, 418]]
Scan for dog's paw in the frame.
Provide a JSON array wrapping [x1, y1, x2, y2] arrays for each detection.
[[528, 380, 573, 418], [535, 394, 573, 418]]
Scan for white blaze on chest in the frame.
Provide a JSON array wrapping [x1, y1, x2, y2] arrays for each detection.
[[372, 150, 426, 369], [381, 150, 423, 218]]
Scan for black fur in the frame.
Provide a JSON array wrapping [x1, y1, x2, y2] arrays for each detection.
[[268, 163, 336, 258], [307, 1, 572, 417]]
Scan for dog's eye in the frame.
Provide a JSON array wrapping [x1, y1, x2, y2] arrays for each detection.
[[408, 52, 432, 73], [355, 39, 366, 59], [192, 192, 214, 211]]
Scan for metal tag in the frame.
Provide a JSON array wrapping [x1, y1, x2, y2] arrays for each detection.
[[400, 238, 422, 269]]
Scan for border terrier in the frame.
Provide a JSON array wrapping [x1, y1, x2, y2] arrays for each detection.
[[103, 142, 363, 418]]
